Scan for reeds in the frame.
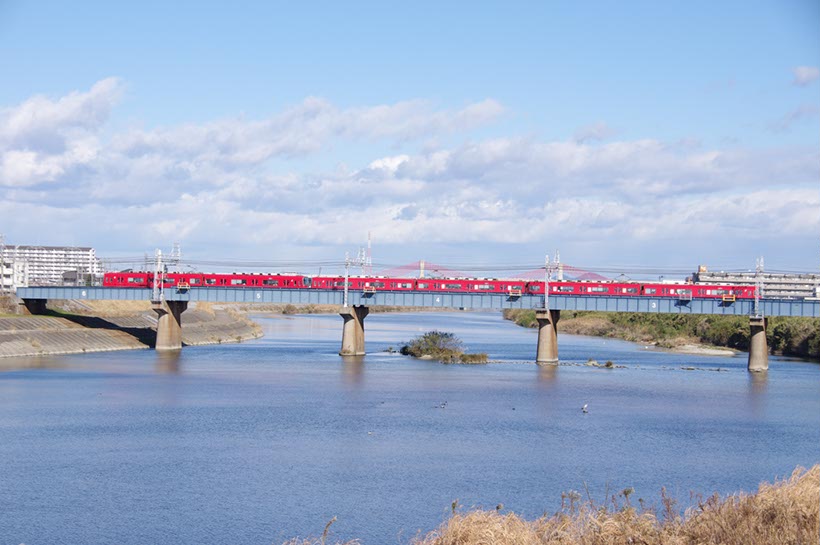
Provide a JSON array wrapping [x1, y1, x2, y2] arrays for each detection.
[[411, 465, 819, 545], [280, 466, 818, 545]]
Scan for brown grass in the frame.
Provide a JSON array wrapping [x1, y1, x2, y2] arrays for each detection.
[[409, 465, 819, 545]]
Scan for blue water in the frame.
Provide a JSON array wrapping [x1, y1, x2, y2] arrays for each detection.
[[0, 312, 818, 544]]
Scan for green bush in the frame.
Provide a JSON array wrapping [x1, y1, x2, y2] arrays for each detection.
[[400, 330, 463, 359]]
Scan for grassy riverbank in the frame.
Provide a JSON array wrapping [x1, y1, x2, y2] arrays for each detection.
[[503, 309, 820, 360], [287, 465, 819, 545]]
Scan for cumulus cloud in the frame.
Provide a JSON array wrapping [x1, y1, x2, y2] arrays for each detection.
[[0, 78, 120, 187], [1, 78, 818, 270], [792, 66, 820, 86]]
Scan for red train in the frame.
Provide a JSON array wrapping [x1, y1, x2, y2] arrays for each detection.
[[103, 271, 755, 301]]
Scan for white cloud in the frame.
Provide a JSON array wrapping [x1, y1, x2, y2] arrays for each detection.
[[0, 78, 119, 186], [1, 79, 818, 270], [792, 66, 820, 86]]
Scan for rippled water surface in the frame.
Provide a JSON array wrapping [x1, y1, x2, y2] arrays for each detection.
[[1, 312, 818, 544]]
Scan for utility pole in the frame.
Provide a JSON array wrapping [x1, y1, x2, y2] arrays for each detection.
[[343, 252, 350, 308], [356, 246, 367, 276], [555, 249, 563, 281], [365, 231, 372, 276], [544, 254, 550, 310], [153, 249, 164, 302], [543, 250, 560, 309], [170, 242, 181, 272], [754, 256, 764, 317]]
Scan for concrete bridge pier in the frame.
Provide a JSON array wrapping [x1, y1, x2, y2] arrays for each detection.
[[152, 300, 188, 351], [535, 309, 560, 364], [339, 305, 369, 356], [747, 316, 769, 372], [21, 298, 48, 315]]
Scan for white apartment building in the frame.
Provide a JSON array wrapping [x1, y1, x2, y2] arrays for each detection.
[[0, 260, 29, 293], [0, 245, 103, 286]]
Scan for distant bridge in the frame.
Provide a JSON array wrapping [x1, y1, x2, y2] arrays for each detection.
[[16, 286, 820, 372]]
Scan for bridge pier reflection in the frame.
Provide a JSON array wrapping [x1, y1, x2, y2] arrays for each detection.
[[535, 309, 560, 364], [339, 305, 369, 356]]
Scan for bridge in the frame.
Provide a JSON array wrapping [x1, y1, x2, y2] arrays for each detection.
[[16, 285, 820, 372]]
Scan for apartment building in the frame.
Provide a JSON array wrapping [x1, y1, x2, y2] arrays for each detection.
[[0, 260, 29, 293], [0, 245, 103, 286], [694, 266, 820, 299]]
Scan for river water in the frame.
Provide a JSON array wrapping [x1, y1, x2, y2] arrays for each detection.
[[0, 311, 818, 544]]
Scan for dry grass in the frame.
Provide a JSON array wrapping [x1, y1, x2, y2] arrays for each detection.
[[410, 465, 819, 545]]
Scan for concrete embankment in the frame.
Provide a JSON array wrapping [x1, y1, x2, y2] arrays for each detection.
[[0, 299, 262, 360]]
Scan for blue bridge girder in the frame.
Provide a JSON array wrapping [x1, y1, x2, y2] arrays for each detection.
[[15, 286, 820, 318]]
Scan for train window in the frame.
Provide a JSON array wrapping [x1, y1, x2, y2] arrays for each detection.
[[398, 282, 413, 289], [205, 278, 217, 285], [644, 288, 656, 294], [371, 281, 385, 288], [230, 279, 246, 286], [622, 288, 638, 294], [530, 285, 541, 291], [263, 279, 279, 286], [418, 283, 428, 289], [303, 277, 312, 287], [554, 286, 573, 292], [587, 287, 608, 293], [475, 284, 493, 290], [127, 277, 141, 284], [444, 283, 462, 289], [189, 278, 200, 284]]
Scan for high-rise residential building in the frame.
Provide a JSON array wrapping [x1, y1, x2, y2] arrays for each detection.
[[694, 266, 820, 299], [0, 260, 28, 293], [0, 245, 103, 286]]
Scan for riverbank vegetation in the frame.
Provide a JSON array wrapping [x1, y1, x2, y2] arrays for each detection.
[[400, 331, 488, 363], [503, 309, 820, 360], [287, 465, 818, 545]]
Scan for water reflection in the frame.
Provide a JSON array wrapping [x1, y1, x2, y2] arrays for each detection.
[[747, 370, 768, 415], [0, 354, 64, 372], [537, 363, 558, 387], [341, 355, 365, 384], [154, 350, 182, 374], [748, 370, 768, 395]]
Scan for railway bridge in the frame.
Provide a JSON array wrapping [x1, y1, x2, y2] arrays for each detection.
[[16, 286, 820, 372]]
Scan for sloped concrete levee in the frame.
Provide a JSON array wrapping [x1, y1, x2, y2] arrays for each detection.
[[0, 300, 262, 359]]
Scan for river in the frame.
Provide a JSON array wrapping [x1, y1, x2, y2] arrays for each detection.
[[0, 311, 818, 544]]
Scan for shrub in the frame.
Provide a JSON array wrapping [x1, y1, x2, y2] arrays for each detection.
[[400, 330, 463, 359]]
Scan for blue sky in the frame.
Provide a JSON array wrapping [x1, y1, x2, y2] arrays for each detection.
[[1, 1, 818, 276]]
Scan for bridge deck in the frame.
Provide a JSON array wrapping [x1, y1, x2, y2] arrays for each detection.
[[15, 287, 820, 317]]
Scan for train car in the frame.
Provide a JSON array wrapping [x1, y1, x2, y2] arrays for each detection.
[[543, 280, 754, 300], [103, 271, 754, 300], [103, 271, 152, 288]]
